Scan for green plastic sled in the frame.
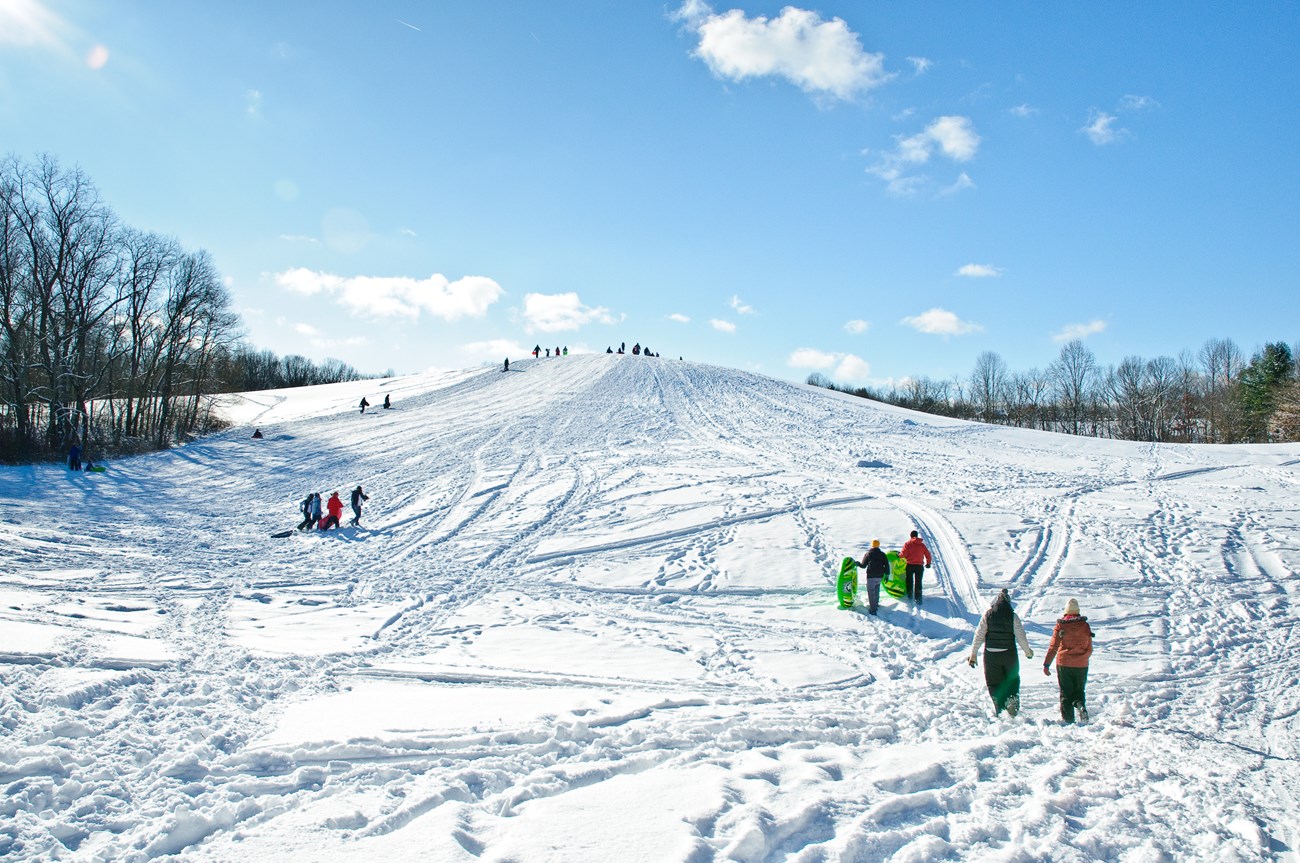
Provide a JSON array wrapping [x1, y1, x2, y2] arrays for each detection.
[[836, 556, 858, 609], [882, 550, 907, 599]]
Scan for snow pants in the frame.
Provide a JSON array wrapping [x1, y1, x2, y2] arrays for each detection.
[[865, 578, 882, 614], [983, 649, 1020, 715], [1056, 665, 1089, 723], [298, 515, 317, 531], [351, 503, 362, 525], [319, 515, 340, 530], [905, 564, 925, 603]]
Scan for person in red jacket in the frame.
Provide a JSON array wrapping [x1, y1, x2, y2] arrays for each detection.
[[320, 491, 344, 530], [1043, 598, 1095, 723], [900, 530, 932, 604]]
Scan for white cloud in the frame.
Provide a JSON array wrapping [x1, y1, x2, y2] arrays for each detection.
[[675, 2, 890, 101], [462, 338, 528, 363], [1081, 110, 1124, 145], [1119, 94, 1159, 112], [835, 354, 871, 383], [788, 348, 870, 383], [293, 323, 319, 336], [907, 56, 932, 75], [399, 227, 417, 237], [710, 319, 737, 333], [246, 89, 263, 119], [867, 115, 980, 196], [730, 294, 755, 315], [1008, 103, 1038, 117], [926, 115, 980, 161], [788, 348, 837, 369], [521, 292, 616, 333], [956, 263, 1002, 278], [273, 268, 504, 321], [279, 234, 319, 245], [844, 319, 870, 334], [901, 307, 983, 336], [1052, 319, 1107, 343], [668, 313, 691, 323], [940, 172, 976, 196]]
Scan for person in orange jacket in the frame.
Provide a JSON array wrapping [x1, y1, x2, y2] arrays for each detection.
[[320, 491, 344, 530], [1043, 598, 1095, 723], [900, 529, 932, 604]]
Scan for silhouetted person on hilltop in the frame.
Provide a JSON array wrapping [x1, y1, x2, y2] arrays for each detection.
[[359, 397, 370, 414], [383, 394, 391, 409], [503, 358, 510, 372]]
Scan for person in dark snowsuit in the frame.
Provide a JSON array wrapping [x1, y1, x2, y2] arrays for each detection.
[[859, 540, 890, 615], [297, 493, 317, 530], [359, 397, 370, 414], [68, 443, 81, 471], [349, 485, 369, 526], [383, 394, 391, 409], [1044, 598, 1094, 723], [969, 589, 1034, 716], [900, 530, 932, 604], [533, 345, 541, 358], [503, 358, 510, 372]]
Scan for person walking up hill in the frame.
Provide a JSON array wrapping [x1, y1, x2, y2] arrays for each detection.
[[1044, 598, 1095, 723], [900, 529, 932, 604], [859, 540, 890, 616], [350, 485, 369, 527], [968, 589, 1034, 716]]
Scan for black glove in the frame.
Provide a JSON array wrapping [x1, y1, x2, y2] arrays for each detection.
[[966, 657, 976, 668], [925, 563, 931, 569]]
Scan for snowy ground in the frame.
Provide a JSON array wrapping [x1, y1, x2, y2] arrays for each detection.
[[2, 355, 1299, 862]]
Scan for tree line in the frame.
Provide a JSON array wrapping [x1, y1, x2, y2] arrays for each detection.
[[810, 337, 1300, 444], [1, 155, 371, 463]]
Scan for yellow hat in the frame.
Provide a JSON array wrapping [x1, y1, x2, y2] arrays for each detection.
[[871, 540, 880, 548]]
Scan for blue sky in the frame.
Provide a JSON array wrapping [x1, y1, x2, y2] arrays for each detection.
[[4, 0, 1297, 384]]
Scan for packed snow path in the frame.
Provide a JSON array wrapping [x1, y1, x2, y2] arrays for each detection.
[[2, 355, 1299, 861]]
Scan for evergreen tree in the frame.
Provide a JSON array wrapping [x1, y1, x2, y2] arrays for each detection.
[[1239, 342, 1295, 441]]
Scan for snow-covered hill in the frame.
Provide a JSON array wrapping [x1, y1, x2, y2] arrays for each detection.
[[2, 355, 1298, 862]]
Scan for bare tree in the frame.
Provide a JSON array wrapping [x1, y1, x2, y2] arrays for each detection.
[[969, 350, 1007, 424], [1049, 340, 1098, 436]]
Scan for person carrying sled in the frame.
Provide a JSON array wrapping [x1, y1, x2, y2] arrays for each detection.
[[320, 491, 344, 530], [968, 588, 1034, 716], [900, 530, 933, 604], [1043, 598, 1094, 723], [859, 540, 890, 615], [359, 397, 370, 414], [297, 492, 317, 531], [349, 485, 369, 526]]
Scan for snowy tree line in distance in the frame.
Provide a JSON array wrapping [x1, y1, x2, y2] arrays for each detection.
[[0, 155, 372, 464], [810, 338, 1300, 444]]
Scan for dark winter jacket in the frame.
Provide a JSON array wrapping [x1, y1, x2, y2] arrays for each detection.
[[1045, 615, 1093, 668], [862, 547, 890, 579], [351, 487, 369, 508], [969, 592, 1032, 660]]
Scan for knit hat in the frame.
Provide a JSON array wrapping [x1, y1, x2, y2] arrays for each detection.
[[871, 540, 880, 548], [1065, 598, 1080, 615]]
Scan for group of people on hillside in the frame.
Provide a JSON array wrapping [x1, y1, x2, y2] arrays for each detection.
[[532, 345, 569, 358], [298, 485, 369, 531], [604, 342, 659, 357], [860, 532, 1095, 724], [968, 590, 1095, 724], [857, 530, 932, 614], [359, 394, 392, 414], [66, 443, 98, 472]]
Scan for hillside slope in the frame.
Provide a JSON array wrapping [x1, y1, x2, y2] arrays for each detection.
[[2, 354, 1299, 862]]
